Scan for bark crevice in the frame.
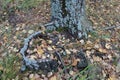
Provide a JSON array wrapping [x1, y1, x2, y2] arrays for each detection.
[[46, 0, 92, 39], [61, 0, 67, 17]]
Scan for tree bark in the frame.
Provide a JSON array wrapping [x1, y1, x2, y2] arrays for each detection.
[[46, 0, 92, 39], [20, 0, 90, 71]]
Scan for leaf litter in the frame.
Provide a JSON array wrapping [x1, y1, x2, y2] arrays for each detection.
[[0, 0, 120, 80]]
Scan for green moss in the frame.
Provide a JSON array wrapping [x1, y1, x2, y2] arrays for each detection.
[[56, 27, 68, 32], [0, 54, 20, 80], [45, 27, 68, 33], [89, 31, 99, 38]]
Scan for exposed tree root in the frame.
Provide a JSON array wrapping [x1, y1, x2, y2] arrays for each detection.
[[20, 25, 88, 73]]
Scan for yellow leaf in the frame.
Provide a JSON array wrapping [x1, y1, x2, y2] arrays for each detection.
[[37, 46, 44, 55], [98, 48, 107, 53], [0, 65, 3, 70], [108, 75, 117, 80]]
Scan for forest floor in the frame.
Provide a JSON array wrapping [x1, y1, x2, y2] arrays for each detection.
[[0, 0, 120, 80]]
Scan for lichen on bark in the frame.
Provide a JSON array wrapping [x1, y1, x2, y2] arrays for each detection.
[[46, 0, 92, 39]]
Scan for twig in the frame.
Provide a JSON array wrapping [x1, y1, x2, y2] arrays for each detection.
[[55, 51, 67, 74], [104, 25, 120, 30]]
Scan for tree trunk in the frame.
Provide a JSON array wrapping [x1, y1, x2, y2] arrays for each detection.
[[46, 0, 92, 39], [20, 0, 90, 71]]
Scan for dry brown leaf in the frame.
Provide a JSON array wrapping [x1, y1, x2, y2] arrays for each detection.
[[98, 48, 108, 53], [37, 46, 44, 55], [107, 75, 117, 80], [52, 46, 56, 49], [0, 65, 3, 70], [93, 56, 102, 62], [47, 46, 53, 51], [3, 36, 7, 42], [47, 40, 52, 44], [49, 75, 57, 80], [72, 58, 78, 66], [0, 42, 2, 47]]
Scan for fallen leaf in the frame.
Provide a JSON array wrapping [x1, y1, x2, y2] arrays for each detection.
[[98, 48, 108, 53], [49, 75, 57, 80], [69, 70, 75, 75], [105, 43, 112, 49], [47, 46, 53, 51], [3, 36, 7, 42], [47, 40, 52, 44], [108, 75, 117, 80], [72, 58, 78, 66], [28, 30, 34, 34], [0, 42, 2, 47], [65, 49, 71, 54], [37, 46, 44, 55]]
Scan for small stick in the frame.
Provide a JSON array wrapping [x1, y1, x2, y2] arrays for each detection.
[[55, 51, 67, 74], [104, 25, 120, 30]]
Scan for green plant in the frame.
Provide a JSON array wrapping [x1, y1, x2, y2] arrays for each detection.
[[0, 0, 46, 10], [0, 54, 20, 80], [68, 64, 98, 80], [18, 0, 46, 10], [89, 31, 99, 39], [0, 0, 47, 22]]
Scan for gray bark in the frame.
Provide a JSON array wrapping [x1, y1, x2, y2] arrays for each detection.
[[20, 0, 90, 71], [46, 0, 92, 39]]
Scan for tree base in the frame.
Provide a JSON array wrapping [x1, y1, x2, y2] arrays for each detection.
[[20, 30, 88, 73]]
